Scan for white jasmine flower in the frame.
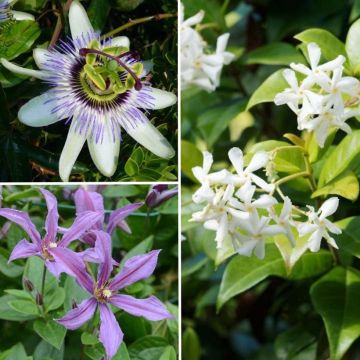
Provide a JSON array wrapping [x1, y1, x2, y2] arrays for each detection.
[[180, 3, 235, 92], [297, 197, 341, 252], [290, 42, 345, 88], [228, 147, 274, 193], [192, 151, 230, 204], [1, 0, 177, 181], [270, 196, 296, 246], [0, 0, 34, 22], [232, 211, 284, 259]]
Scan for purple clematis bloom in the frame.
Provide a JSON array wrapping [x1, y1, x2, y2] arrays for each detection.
[[51, 230, 173, 360], [73, 187, 143, 245], [0, 188, 102, 277], [145, 184, 178, 209]]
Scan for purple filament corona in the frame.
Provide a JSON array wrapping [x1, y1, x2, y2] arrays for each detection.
[[41, 32, 155, 144], [0, 0, 10, 22]]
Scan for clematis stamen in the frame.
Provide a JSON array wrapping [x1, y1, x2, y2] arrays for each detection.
[[79, 47, 143, 91]]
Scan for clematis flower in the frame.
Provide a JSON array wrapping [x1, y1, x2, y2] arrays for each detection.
[[1, 0, 177, 181], [180, 3, 235, 92], [0, 188, 102, 277], [51, 231, 173, 360], [0, 0, 34, 22], [145, 184, 178, 209], [297, 197, 341, 252]]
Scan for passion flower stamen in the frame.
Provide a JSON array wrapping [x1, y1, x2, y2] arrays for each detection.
[[79, 47, 143, 91]]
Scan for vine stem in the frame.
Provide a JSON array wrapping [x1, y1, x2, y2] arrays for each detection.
[[41, 263, 47, 314], [102, 13, 177, 39]]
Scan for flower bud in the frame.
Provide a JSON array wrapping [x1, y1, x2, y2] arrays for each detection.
[[36, 292, 43, 306], [72, 299, 78, 309], [23, 278, 34, 292], [145, 185, 178, 209]]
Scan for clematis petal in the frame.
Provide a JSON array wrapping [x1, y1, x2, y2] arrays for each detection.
[[143, 88, 177, 110], [228, 147, 244, 174], [58, 211, 102, 247], [87, 122, 120, 177], [11, 10, 35, 21], [92, 231, 113, 286], [125, 115, 175, 159], [51, 247, 94, 294], [111, 36, 130, 48], [74, 188, 104, 215], [107, 203, 143, 235], [319, 197, 339, 218], [0, 58, 48, 80], [59, 120, 87, 182], [33, 48, 51, 70], [45, 259, 69, 279], [99, 304, 123, 360], [18, 91, 63, 127], [69, 0, 94, 40], [40, 189, 59, 245], [0, 208, 41, 246], [9, 239, 39, 262], [110, 294, 173, 321], [56, 298, 97, 330], [109, 250, 160, 291]]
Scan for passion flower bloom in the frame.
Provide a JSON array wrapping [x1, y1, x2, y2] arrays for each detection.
[[145, 184, 178, 209], [1, 0, 177, 181], [51, 231, 173, 360], [0, 188, 102, 277], [0, 0, 34, 22]]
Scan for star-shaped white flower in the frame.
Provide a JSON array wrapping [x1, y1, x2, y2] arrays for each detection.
[[297, 197, 341, 252], [1, 0, 177, 181], [228, 147, 274, 193]]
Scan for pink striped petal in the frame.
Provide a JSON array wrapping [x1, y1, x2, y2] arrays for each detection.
[[9, 239, 39, 262], [107, 203, 143, 235], [99, 304, 123, 360], [40, 189, 59, 245], [109, 250, 160, 291], [56, 297, 97, 330], [110, 294, 173, 321]]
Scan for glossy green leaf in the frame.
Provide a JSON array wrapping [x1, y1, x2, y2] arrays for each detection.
[[182, 327, 201, 360], [318, 130, 360, 186], [246, 69, 288, 110], [0, 295, 36, 321], [273, 146, 306, 174], [33, 340, 64, 360], [0, 343, 30, 360], [312, 172, 359, 201], [310, 267, 360, 360], [198, 100, 247, 146], [128, 336, 169, 360], [81, 332, 99, 346], [8, 299, 39, 315], [346, 18, 360, 73], [294, 28, 350, 72], [159, 346, 177, 360], [88, 0, 110, 31], [242, 42, 305, 65], [181, 140, 203, 182], [33, 319, 67, 350], [0, 21, 40, 60], [335, 216, 360, 258]]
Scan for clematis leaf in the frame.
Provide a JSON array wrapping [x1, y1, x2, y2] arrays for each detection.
[[33, 319, 67, 350]]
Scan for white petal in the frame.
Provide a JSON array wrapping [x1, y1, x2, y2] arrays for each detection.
[[308, 229, 323, 252], [0, 58, 47, 80], [202, 151, 213, 174], [125, 116, 175, 159], [307, 43, 321, 69], [319, 197, 339, 218], [246, 151, 269, 173], [11, 10, 34, 21], [59, 120, 87, 182], [182, 10, 204, 27], [254, 240, 265, 259], [204, 219, 218, 231], [250, 174, 274, 193], [282, 69, 298, 89], [253, 195, 277, 208], [228, 147, 244, 174], [69, 0, 94, 40], [235, 239, 257, 257], [33, 48, 51, 70], [324, 219, 341, 235], [111, 36, 130, 49], [87, 122, 120, 177], [18, 91, 62, 127], [144, 88, 177, 110], [215, 214, 228, 249]]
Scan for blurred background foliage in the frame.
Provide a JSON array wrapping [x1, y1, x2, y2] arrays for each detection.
[[0, 0, 177, 182], [0, 184, 178, 359], [182, 0, 360, 359]]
